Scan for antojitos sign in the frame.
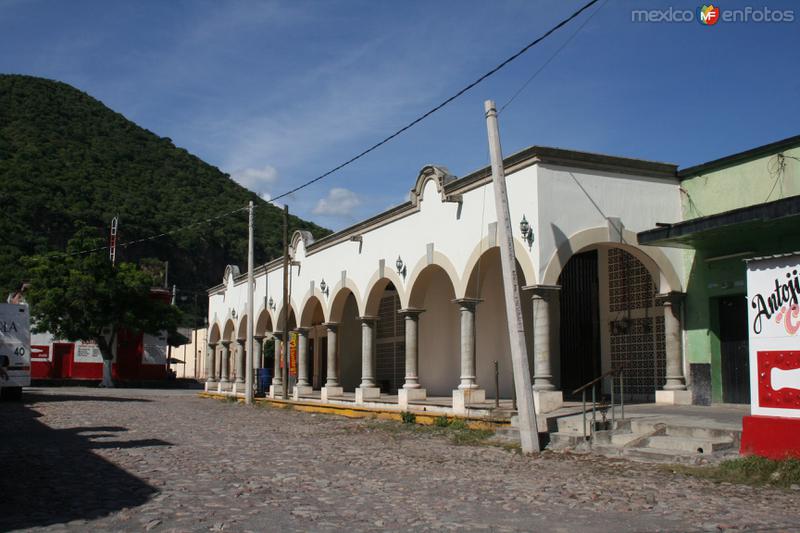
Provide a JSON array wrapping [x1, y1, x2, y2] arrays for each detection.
[[747, 254, 800, 418]]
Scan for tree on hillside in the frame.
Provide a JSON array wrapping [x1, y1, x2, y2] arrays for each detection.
[[23, 228, 182, 386]]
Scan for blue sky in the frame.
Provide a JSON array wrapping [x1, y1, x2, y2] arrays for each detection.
[[2, 0, 799, 230]]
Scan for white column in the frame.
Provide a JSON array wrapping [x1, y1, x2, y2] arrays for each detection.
[[398, 308, 426, 408], [356, 316, 380, 403], [205, 343, 217, 383], [452, 299, 485, 413], [219, 341, 230, 389], [269, 331, 283, 398], [525, 285, 564, 414], [321, 322, 343, 401], [656, 292, 691, 405], [234, 340, 245, 384], [455, 298, 481, 390], [293, 328, 312, 399]]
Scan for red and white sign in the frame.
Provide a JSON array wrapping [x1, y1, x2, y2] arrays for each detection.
[[747, 254, 800, 418], [742, 254, 800, 459], [30, 345, 50, 360]]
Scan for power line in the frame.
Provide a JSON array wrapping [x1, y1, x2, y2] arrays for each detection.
[[499, 0, 607, 115], [265, 0, 600, 204], [50, 205, 249, 258], [51, 0, 600, 257]]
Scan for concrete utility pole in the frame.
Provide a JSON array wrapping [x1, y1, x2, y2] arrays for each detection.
[[245, 201, 255, 405], [281, 205, 290, 400], [484, 100, 540, 453]]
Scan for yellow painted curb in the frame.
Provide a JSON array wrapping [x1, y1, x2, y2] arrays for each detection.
[[198, 392, 509, 430]]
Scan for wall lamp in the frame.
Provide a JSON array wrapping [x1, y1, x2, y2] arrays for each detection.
[[396, 256, 407, 279], [268, 297, 276, 311], [520, 215, 534, 250], [320, 279, 329, 297]]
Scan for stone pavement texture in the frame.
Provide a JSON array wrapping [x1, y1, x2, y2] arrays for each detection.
[[2, 387, 798, 532]]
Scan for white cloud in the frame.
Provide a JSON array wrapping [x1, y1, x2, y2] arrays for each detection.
[[312, 187, 361, 216], [232, 165, 279, 191]]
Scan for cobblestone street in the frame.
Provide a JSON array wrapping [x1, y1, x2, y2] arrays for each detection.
[[2, 387, 799, 532]]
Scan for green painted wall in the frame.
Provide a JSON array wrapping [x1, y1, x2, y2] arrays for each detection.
[[680, 146, 800, 219], [679, 146, 800, 402]]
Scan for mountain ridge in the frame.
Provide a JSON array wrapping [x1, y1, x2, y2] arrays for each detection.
[[0, 74, 329, 320]]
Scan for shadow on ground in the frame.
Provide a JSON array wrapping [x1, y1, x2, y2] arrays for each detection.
[[22, 391, 153, 404], [0, 397, 168, 530]]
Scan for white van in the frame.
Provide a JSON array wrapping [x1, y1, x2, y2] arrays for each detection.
[[0, 303, 31, 400]]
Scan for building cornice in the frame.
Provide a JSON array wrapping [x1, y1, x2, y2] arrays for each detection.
[[217, 145, 678, 290]]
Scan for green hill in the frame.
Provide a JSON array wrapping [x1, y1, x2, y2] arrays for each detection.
[[0, 74, 329, 322]]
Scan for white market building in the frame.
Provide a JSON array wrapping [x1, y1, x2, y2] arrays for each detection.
[[206, 145, 690, 414]]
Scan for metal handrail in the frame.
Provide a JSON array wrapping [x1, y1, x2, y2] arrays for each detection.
[[572, 367, 626, 445]]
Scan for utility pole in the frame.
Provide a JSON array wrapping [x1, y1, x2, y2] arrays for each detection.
[[281, 205, 290, 400], [109, 216, 118, 266], [245, 201, 255, 405], [484, 100, 540, 453]]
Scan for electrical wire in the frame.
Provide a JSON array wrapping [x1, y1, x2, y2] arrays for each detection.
[[50, 0, 600, 258], [499, 0, 607, 115], [50, 205, 249, 258], [261, 0, 600, 205]]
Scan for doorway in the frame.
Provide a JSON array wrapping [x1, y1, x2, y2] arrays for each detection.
[[719, 295, 750, 404], [559, 250, 601, 398]]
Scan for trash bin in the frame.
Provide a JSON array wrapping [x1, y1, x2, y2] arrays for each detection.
[[258, 368, 271, 396]]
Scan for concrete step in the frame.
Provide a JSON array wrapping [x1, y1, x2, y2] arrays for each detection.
[[548, 431, 587, 449], [664, 424, 741, 442], [622, 447, 710, 464], [610, 432, 641, 446], [644, 435, 734, 454]]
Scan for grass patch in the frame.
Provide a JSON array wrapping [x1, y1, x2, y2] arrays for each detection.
[[670, 456, 800, 489], [400, 411, 416, 424], [366, 418, 494, 447]]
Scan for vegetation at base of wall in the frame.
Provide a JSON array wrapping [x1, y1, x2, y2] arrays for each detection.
[[400, 411, 416, 424], [669, 456, 800, 489], [0, 74, 330, 324], [367, 418, 495, 447], [433, 415, 450, 427]]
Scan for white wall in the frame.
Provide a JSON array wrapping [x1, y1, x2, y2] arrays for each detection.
[[208, 152, 683, 395]]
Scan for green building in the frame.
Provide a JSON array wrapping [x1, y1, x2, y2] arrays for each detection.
[[639, 135, 800, 404]]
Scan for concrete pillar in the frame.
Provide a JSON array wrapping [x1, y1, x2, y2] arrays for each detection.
[[356, 316, 380, 403], [253, 336, 263, 371], [452, 299, 485, 413], [234, 340, 245, 384], [294, 328, 312, 399], [525, 285, 564, 414], [321, 322, 342, 401], [269, 331, 283, 398], [398, 308, 426, 408], [455, 298, 481, 390], [219, 341, 231, 388], [206, 342, 217, 382], [656, 292, 691, 405]]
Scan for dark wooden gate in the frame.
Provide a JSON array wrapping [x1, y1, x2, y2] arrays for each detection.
[[559, 250, 601, 398], [719, 295, 750, 404]]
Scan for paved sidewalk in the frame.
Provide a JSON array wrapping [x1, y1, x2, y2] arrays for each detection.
[[1, 387, 798, 532]]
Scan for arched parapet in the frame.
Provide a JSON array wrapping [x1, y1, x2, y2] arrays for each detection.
[[363, 268, 409, 315], [298, 292, 327, 327], [223, 265, 241, 289], [208, 322, 222, 344], [541, 226, 682, 292], [329, 277, 364, 322], [291, 230, 315, 260], [255, 307, 274, 335], [407, 252, 461, 308], [409, 165, 456, 207], [458, 236, 537, 299]]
